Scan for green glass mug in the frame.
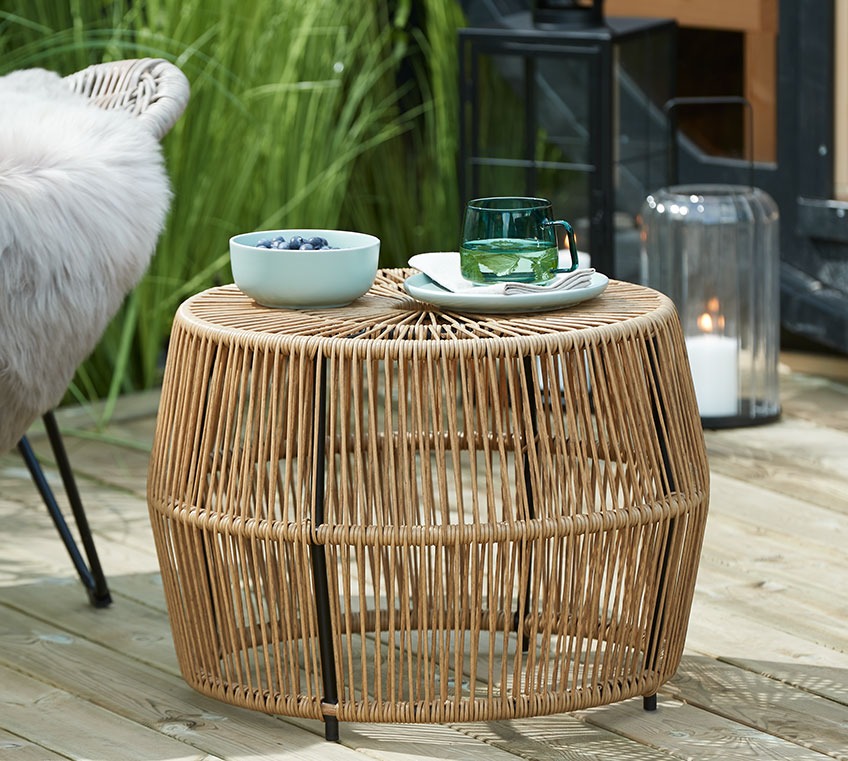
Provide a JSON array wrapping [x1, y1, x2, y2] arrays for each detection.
[[460, 197, 580, 284]]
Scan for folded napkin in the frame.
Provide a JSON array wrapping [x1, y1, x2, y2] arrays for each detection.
[[409, 251, 596, 295]]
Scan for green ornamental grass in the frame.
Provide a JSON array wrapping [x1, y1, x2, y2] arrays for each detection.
[[0, 0, 466, 424]]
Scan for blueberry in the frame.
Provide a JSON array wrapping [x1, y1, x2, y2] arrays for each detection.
[[307, 236, 327, 248], [256, 238, 272, 248], [287, 235, 304, 249], [299, 243, 315, 250], [273, 235, 285, 243]]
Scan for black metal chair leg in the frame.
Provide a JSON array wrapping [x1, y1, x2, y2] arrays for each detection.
[[643, 694, 657, 711], [17, 411, 112, 608]]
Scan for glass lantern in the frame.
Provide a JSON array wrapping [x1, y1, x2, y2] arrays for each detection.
[[639, 184, 781, 428]]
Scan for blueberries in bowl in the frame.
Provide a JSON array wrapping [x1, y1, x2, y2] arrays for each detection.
[[254, 234, 336, 251]]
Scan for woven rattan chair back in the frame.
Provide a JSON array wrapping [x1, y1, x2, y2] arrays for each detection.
[[63, 57, 190, 140]]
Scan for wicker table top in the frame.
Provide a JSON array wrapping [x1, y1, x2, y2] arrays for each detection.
[[177, 269, 673, 347]]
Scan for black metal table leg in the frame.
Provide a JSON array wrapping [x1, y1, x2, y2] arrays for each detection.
[[642, 339, 677, 710], [513, 356, 539, 652], [309, 359, 339, 741], [18, 412, 111, 608]]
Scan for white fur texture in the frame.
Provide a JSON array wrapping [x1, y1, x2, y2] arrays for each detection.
[[0, 68, 171, 452]]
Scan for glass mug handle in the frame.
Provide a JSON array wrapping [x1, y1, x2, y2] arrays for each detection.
[[542, 220, 580, 273]]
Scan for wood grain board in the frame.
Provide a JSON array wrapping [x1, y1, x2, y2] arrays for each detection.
[[1, 350, 846, 760]]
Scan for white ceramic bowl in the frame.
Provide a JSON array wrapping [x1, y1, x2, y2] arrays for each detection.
[[229, 229, 380, 308]]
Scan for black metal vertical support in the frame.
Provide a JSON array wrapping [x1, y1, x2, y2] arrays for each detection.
[[17, 412, 111, 608], [470, 45, 481, 202], [775, 0, 801, 268], [514, 355, 539, 652], [642, 338, 677, 712], [458, 32, 469, 207], [309, 358, 339, 742], [594, 37, 615, 277], [794, 0, 835, 201], [458, 33, 483, 206], [524, 56, 537, 196], [644, 21, 678, 201]]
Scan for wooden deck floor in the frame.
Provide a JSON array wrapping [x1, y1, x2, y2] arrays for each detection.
[[1, 351, 847, 760]]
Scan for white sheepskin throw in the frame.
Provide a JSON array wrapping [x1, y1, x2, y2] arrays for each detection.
[[0, 68, 171, 453]]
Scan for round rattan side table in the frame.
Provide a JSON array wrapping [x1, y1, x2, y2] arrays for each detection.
[[147, 271, 709, 741]]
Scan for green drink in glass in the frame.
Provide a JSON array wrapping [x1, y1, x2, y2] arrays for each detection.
[[460, 238, 559, 283], [460, 197, 579, 285]]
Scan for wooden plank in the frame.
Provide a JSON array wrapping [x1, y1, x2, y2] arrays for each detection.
[[0, 605, 380, 761], [575, 697, 836, 760], [288, 718, 533, 761], [0, 578, 182, 674], [704, 477, 848, 595], [21, 431, 152, 497], [456, 714, 680, 760], [0, 663, 224, 761], [779, 373, 848, 432], [781, 350, 848, 386], [665, 655, 848, 759], [707, 417, 848, 476], [744, 29, 777, 162], [685, 472, 848, 665], [0, 446, 160, 590], [0, 728, 69, 761], [603, 0, 777, 32], [704, 421, 848, 515], [684, 588, 848, 669], [24, 388, 162, 438], [719, 657, 848, 707], [709, 472, 848, 555], [692, 564, 848, 658], [701, 514, 848, 597], [0, 535, 155, 591], [109, 567, 170, 609], [0, 479, 156, 550]]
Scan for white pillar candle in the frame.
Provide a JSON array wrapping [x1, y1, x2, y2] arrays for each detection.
[[685, 334, 739, 417]]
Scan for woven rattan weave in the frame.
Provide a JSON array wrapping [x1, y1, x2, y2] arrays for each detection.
[[147, 271, 709, 736], [64, 58, 190, 140]]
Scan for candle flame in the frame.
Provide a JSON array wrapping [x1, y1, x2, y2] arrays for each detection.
[[697, 312, 714, 332], [697, 298, 726, 334]]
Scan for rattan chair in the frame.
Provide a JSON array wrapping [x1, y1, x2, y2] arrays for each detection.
[[12, 59, 189, 607]]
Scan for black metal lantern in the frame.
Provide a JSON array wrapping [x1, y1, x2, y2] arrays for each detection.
[[458, 4, 676, 278]]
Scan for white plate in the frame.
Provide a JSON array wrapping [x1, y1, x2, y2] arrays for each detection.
[[403, 271, 609, 314]]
